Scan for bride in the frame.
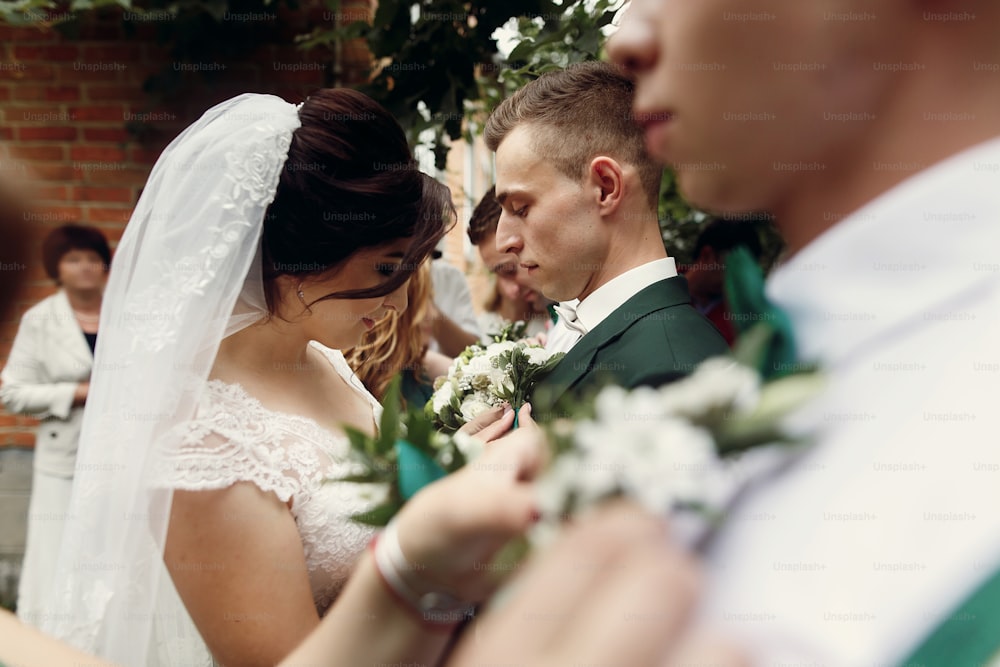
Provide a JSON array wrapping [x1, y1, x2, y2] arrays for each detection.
[[41, 90, 534, 666]]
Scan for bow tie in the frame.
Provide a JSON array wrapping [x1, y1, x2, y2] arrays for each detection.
[[723, 246, 798, 380], [553, 301, 588, 336]]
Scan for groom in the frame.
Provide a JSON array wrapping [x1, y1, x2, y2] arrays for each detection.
[[484, 61, 727, 416], [608, 0, 1000, 665]]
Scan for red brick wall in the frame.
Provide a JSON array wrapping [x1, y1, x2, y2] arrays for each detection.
[[0, 3, 373, 447]]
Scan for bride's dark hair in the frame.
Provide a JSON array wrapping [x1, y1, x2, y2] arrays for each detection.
[[260, 88, 451, 310]]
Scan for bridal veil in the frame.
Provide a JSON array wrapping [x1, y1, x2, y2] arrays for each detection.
[[41, 93, 302, 665]]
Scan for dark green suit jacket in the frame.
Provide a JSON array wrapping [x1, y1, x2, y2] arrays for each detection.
[[531, 276, 728, 420]]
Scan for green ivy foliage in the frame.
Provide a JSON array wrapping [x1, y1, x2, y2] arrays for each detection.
[[2, 0, 783, 261], [298, 0, 621, 171]]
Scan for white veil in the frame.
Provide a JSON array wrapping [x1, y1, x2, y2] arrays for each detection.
[[41, 93, 302, 665]]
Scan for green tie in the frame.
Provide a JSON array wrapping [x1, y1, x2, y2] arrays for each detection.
[[547, 302, 559, 324], [896, 564, 1000, 667], [723, 246, 799, 380]]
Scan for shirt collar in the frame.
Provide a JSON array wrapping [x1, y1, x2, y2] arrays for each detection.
[[573, 257, 678, 332], [767, 135, 1000, 366]]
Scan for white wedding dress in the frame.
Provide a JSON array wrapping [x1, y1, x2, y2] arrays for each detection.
[[146, 342, 381, 666]]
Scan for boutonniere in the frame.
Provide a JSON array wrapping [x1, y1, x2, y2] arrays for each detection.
[[426, 321, 563, 433]]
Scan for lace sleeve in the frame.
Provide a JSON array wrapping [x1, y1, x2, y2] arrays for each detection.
[[151, 381, 312, 503], [152, 350, 381, 505]]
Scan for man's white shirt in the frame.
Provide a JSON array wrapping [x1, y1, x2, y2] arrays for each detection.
[[544, 257, 678, 355], [697, 136, 1000, 666]]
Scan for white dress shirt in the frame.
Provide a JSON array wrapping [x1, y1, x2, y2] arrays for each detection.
[[545, 257, 678, 355], [697, 136, 1000, 666], [429, 259, 481, 352]]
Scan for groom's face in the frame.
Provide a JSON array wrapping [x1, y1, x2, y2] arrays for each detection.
[[608, 0, 896, 215], [493, 125, 609, 303]]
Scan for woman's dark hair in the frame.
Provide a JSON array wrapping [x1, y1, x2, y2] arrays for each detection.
[[261, 88, 450, 311], [41, 224, 112, 282]]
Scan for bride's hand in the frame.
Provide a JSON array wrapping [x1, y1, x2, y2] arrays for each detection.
[[458, 400, 540, 444], [456, 403, 514, 441], [393, 404, 544, 603], [448, 501, 749, 667]]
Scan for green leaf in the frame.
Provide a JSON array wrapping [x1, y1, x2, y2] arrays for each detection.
[[343, 425, 372, 456], [333, 471, 386, 485], [404, 407, 433, 450], [351, 501, 403, 527], [714, 371, 825, 455], [375, 375, 403, 452], [731, 323, 774, 372]]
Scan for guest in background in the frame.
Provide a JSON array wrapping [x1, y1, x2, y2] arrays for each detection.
[[428, 254, 482, 356], [467, 186, 553, 342], [0, 223, 110, 626], [682, 218, 763, 346], [346, 261, 450, 408]]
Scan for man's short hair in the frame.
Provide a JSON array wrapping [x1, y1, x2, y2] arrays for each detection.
[[484, 61, 661, 209], [467, 186, 502, 246]]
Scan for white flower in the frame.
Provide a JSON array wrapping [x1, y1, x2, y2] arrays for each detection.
[[452, 431, 485, 462], [460, 394, 493, 422], [533, 385, 724, 530], [535, 455, 581, 517], [594, 385, 665, 425], [464, 352, 507, 394], [659, 357, 761, 418], [431, 380, 456, 413], [569, 428, 624, 507], [465, 352, 504, 382], [463, 353, 492, 376], [490, 373, 515, 396], [523, 345, 553, 366], [484, 340, 518, 363], [430, 338, 559, 430], [444, 356, 467, 380], [619, 419, 715, 513]]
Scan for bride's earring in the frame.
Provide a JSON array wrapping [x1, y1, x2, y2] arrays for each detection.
[[296, 284, 307, 306]]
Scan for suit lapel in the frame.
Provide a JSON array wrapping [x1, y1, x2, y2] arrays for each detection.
[[534, 277, 691, 409]]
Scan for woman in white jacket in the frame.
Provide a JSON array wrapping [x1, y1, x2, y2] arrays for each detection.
[[0, 224, 110, 625]]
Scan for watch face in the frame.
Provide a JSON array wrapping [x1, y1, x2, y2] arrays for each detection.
[[418, 591, 475, 625]]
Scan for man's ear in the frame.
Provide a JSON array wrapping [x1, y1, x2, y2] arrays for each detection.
[[587, 156, 625, 215]]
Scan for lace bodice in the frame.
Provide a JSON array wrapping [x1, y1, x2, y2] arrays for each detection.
[[154, 343, 383, 614]]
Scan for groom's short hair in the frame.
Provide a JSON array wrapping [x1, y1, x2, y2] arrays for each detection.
[[485, 61, 661, 209]]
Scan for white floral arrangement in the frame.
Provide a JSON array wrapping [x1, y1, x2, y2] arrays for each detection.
[[426, 337, 564, 433], [531, 357, 824, 546]]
